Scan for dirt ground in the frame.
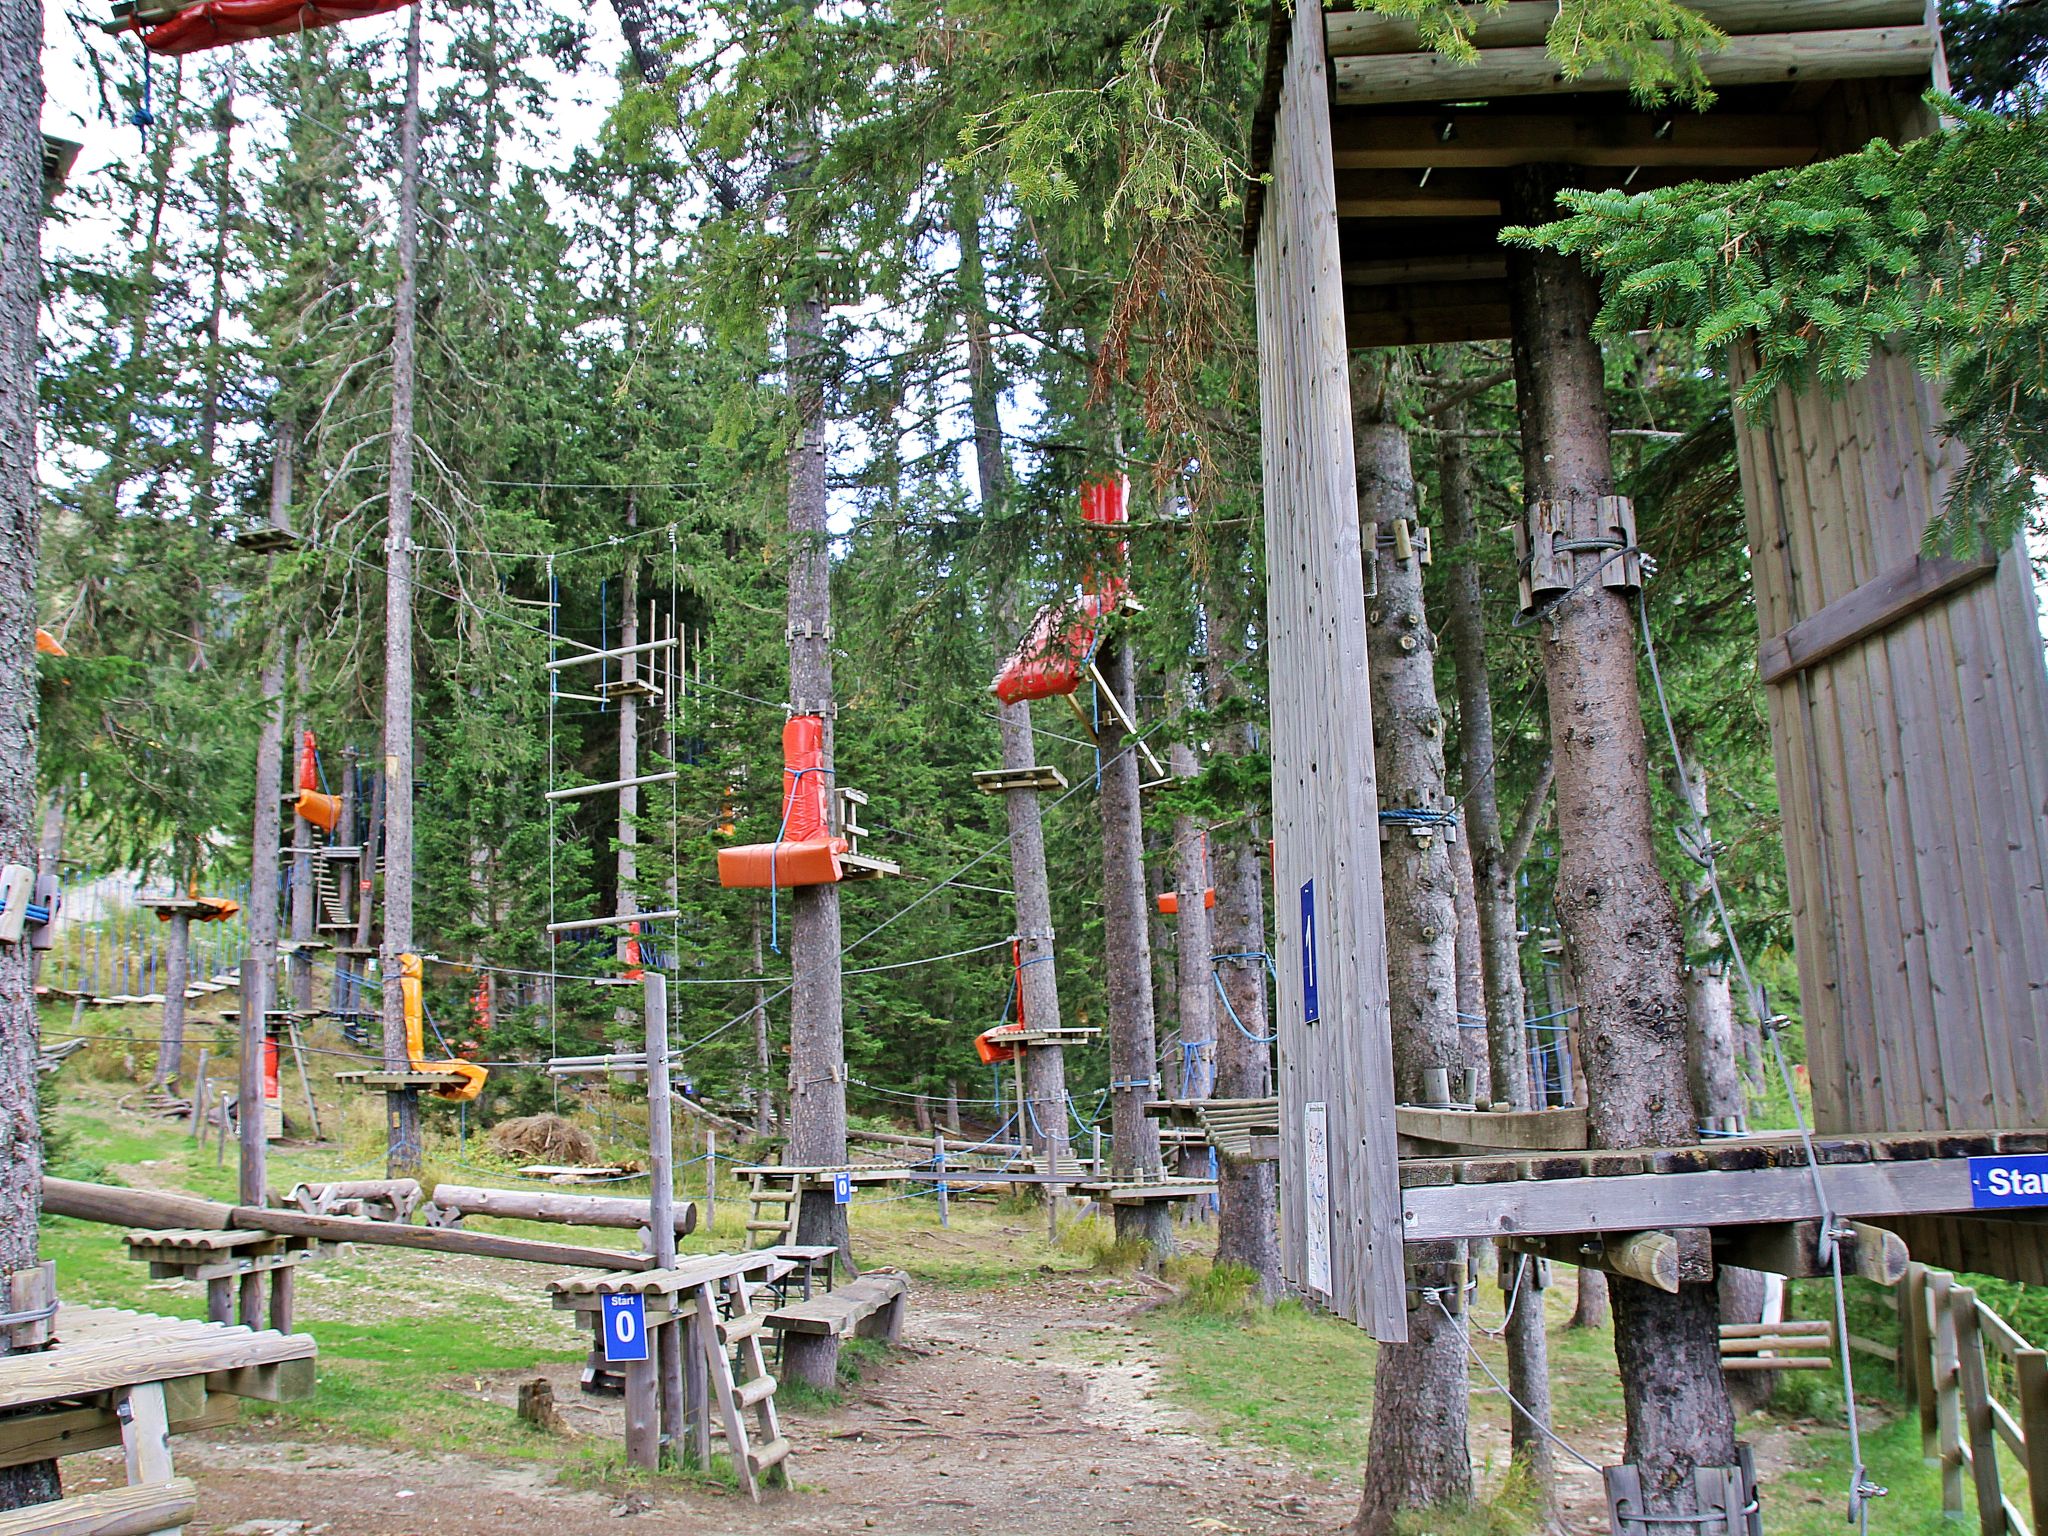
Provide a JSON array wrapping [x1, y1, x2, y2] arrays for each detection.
[[65, 1278, 1364, 1536]]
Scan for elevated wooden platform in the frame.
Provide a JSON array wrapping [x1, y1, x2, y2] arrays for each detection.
[[1147, 1097, 1281, 1161], [973, 765, 1069, 794], [1081, 1179, 1220, 1204], [335, 1068, 475, 1091]]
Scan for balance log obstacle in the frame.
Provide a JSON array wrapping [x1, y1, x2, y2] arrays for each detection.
[[765, 1271, 909, 1392], [42, 1177, 652, 1272], [421, 1184, 699, 1240]]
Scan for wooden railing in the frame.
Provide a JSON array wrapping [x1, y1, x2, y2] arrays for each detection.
[[1898, 1262, 2048, 1536]]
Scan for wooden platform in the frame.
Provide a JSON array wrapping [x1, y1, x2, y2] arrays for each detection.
[[1400, 1129, 2048, 1243], [334, 1069, 475, 1091], [973, 765, 1069, 793], [1146, 1097, 1281, 1161], [764, 1271, 906, 1341], [124, 1227, 331, 1281], [837, 852, 901, 881], [1082, 1179, 1220, 1204]]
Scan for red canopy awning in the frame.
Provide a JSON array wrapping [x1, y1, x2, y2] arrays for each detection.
[[131, 0, 415, 56]]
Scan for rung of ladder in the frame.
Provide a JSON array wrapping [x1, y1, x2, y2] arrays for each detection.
[[544, 637, 678, 672], [545, 772, 678, 803], [717, 1314, 767, 1344], [747, 1437, 791, 1472], [736, 1375, 778, 1408], [546, 910, 681, 934], [748, 1190, 796, 1204], [745, 1219, 794, 1232]]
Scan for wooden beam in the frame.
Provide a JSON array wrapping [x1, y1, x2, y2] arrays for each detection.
[[1505, 1228, 1711, 1291], [1401, 1156, 2001, 1241], [1758, 551, 2000, 684], [1343, 255, 1508, 288], [1330, 27, 1938, 108], [0, 1479, 200, 1536], [1325, 0, 1928, 55], [1713, 1217, 1910, 1282], [1397, 1104, 1588, 1151], [1331, 111, 1819, 170]]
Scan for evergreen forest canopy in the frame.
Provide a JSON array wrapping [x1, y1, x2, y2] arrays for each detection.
[[26, 0, 2044, 1127]]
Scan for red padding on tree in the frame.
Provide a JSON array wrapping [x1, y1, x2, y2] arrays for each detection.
[[293, 730, 341, 832], [136, 0, 416, 55], [975, 1026, 1021, 1065], [990, 474, 1132, 704], [716, 715, 846, 889], [1156, 888, 1216, 915]]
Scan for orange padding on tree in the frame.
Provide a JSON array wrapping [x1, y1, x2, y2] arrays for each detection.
[[1156, 889, 1216, 915], [990, 475, 1130, 705], [716, 715, 847, 889], [293, 731, 341, 832], [131, 0, 417, 55], [975, 1026, 1022, 1065], [400, 953, 489, 1103]]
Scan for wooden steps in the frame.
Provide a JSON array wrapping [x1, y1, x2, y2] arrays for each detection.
[[745, 1170, 801, 1249]]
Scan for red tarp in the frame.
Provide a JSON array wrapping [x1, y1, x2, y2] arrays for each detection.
[[135, 0, 416, 56]]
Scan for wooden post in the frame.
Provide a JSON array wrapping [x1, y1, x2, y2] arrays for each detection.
[[2015, 1347, 2048, 1536], [378, 0, 425, 1183], [933, 1134, 948, 1229], [705, 1129, 717, 1234], [206, 1276, 232, 1325], [642, 972, 686, 1455], [190, 1049, 209, 1141], [1908, 1265, 1937, 1458], [269, 1264, 294, 1334], [1954, 1287, 2008, 1536], [1933, 1270, 1966, 1515], [288, 1020, 320, 1142], [624, 1355, 659, 1472]]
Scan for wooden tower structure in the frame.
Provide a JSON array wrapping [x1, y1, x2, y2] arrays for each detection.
[[1250, 0, 2048, 1342]]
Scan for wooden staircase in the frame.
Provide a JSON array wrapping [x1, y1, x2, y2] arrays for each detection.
[[744, 1170, 800, 1248]]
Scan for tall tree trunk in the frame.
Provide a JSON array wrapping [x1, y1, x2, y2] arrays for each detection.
[[1099, 641, 1169, 1258], [1004, 702, 1070, 1172], [277, 420, 312, 1018], [378, 3, 426, 1181], [1168, 732, 1214, 1188], [1352, 362, 1470, 1536], [1505, 166, 1735, 1505], [1451, 837, 1489, 1101], [0, 1, 57, 1495], [1675, 754, 1744, 1135], [1209, 723, 1280, 1297], [1437, 384, 1555, 1504], [617, 501, 640, 1021], [154, 913, 191, 1088], [29, 788, 60, 988], [752, 903, 773, 1138]]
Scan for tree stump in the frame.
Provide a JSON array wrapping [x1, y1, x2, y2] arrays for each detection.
[[517, 1377, 567, 1435]]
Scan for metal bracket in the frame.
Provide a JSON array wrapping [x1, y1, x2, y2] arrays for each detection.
[[1517, 494, 1641, 615], [788, 700, 839, 719], [786, 623, 836, 642]]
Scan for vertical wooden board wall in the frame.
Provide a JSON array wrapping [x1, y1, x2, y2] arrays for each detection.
[[1252, 5, 1406, 1342], [1733, 347, 2048, 1149]]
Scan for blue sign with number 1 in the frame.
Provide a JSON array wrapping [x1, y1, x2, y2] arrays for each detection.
[[601, 1293, 649, 1363], [1300, 879, 1320, 1025]]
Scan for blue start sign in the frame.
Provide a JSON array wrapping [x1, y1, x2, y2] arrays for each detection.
[[1970, 1155, 2048, 1209], [833, 1172, 853, 1205], [600, 1293, 649, 1363]]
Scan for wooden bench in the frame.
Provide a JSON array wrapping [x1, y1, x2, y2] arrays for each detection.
[[1719, 1318, 1835, 1372], [123, 1229, 333, 1332], [764, 1270, 908, 1347], [0, 1302, 316, 1536]]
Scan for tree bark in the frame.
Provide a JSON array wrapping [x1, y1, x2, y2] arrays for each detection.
[[1505, 165, 1735, 1506], [1573, 1269, 1611, 1330], [1352, 359, 1471, 1536], [1099, 641, 1170, 1258], [29, 788, 60, 988], [379, 3, 426, 1181], [0, 0, 60, 1501], [1451, 836, 1489, 1101], [1004, 702, 1070, 1172], [1675, 754, 1744, 1135], [1168, 733, 1214, 1191], [751, 904, 773, 1139], [1437, 383, 1555, 1505], [154, 914, 191, 1088]]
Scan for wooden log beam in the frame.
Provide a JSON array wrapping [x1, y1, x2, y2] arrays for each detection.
[[1396, 1104, 1587, 1152], [1330, 26, 1938, 107], [41, 1178, 651, 1271], [423, 1184, 698, 1236], [1325, 0, 1927, 54], [1758, 552, 2000, 684], [1713, 1218, 1910, 1282], [0, 1478, 200, 1536], [1505, 1228, 1711, 1292]]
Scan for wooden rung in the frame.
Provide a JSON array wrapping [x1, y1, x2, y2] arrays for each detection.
[[0, 1476, 199, 1536], [748, 1191, 797, 1204], [735, 1374, 778, 1408], [746, 1436, 791, 1472], [1720, 1357, 1834, 1372], [717, 1314, 767, 1344]]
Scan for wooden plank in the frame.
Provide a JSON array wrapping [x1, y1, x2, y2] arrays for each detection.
[[1255, 0, 1405, 1343], [0, 1479, 199, 1536], [1400, 1155, 2006, 1240], [1330, 26, 1938, 106], [1759, 552, 1999, 683], [1329, 111, 1817, 170], [1713, 1218, 1909, 1283], [116, 1382, 174, 1487], [0, 1387, 233, 1470], [764, 1274, 910, 1339], [1934, 1271, 1969, 1516], [1324, 0, 1927, 55], [0, 1330, 314, 1412], [1395, 1105, 1586, 1151], [1955, 1287, 2011, 1536], [2015, 1349, 2048, 1536]]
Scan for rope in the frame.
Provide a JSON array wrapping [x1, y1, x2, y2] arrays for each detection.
[[1638, 581, 1882, 1530], [1211, 968, 1276, 1043], [1425, 1287, 1604, 1475]]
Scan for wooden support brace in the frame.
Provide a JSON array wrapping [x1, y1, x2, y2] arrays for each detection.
[[1713, 1218, 1909, 1283], [1505, 1228, 1710, 1293], [1759, 551, 1998, 684]]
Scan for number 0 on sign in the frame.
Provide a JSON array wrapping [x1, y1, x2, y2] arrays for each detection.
[[601, 1293, 649, 1363], [833, 1172, 853, 1205]]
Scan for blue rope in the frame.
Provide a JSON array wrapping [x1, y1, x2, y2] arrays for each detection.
[[1378, 807, 1460, 827], [1211, 968, 1277, 1043]]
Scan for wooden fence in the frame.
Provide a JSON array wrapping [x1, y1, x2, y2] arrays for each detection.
[[1897, 1262, 2048, 1535]]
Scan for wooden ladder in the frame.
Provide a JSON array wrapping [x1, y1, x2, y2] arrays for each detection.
[[692, 1272, 788, 1500], [745, 1171, 799, 1249]]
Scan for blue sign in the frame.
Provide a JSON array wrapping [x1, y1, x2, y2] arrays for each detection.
[[600, 1293, 649, 1363], [833, 1172, 853, 1206], [1970, 1155, 2048, 1208], [1300, 879, 1320, 1024]]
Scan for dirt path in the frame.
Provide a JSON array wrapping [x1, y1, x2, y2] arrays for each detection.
[[74, 1279, 1354, 1536]]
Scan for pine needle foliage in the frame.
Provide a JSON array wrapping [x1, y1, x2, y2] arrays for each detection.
[[1504, 94, 2048, 552]]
